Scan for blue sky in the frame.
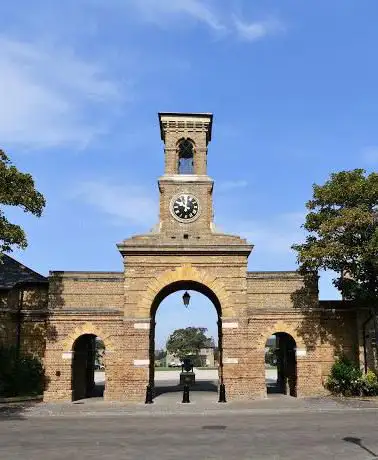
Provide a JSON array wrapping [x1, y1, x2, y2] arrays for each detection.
[[2, 0, 378, 348]]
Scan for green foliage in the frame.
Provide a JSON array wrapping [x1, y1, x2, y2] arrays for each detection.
[[213, 346, 219, 363], [292, 169, 378, 307], [0, 346, 45, 397], [166, 327, 212, 361], [265, 348, 277, 366], [95, 338, 105, 367], [326, 356, 362, 396], [326, 356, 378, 396], [359, 369, 378, 396], [0, 150, 45, 254], [364, 369, 378, 385], [154, 349, 167, 361]]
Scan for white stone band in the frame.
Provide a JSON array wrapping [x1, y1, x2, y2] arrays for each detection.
[[222, 322, 239, 329], [133, 359, 150, 366], [134, 323, 150, 330], [62, 352, 73, 360], [223, 357, 238, 364], [296, 348, 307, 357]]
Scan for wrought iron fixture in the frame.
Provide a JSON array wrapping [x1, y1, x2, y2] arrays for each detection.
[[182, 291, 190, 308]]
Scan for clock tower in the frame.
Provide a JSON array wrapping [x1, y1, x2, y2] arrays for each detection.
[[116, 111, 254, 402], [158, 112, 215, 236], [118, 111, 252, 249], [43, 111, 348, 405]]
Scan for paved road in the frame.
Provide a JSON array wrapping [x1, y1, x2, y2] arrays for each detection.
[[1, 409, 378, 459]]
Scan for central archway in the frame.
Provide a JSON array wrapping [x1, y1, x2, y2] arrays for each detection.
[[149, 280, 223, 401]]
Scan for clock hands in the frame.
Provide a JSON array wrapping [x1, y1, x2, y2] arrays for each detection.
[[177, 195, 189, 212], [171, 194, 199, 221], [176, 198, 186, 209]]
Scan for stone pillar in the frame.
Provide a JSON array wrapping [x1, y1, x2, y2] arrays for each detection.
[[110, 319, 150, 402], [295, 349, 324, 397], [43, 348, 74, 402], [194, 146, 207, 175], [164, 147, 177, 175], [222, 319, 266, 400]]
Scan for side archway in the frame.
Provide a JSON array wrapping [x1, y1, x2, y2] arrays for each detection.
[[71, 333, 106, 401], [258, 320, 304, 350], [264, 331, 297, 397], [62, 323, 112, 402], [62, 322, 116, 353]]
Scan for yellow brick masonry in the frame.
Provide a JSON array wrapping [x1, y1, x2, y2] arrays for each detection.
[[36, 113, 361, 401]]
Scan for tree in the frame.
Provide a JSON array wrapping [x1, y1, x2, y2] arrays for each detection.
[[292, 169, 378, 347], [154, 349, 167, 361], [95, 338, 105, 368], [0, 150, 45, 254], [166, 327, 212, 362], [265, 347, 277, 367]]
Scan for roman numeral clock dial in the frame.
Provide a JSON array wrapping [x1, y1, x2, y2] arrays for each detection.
[[170, 193, 200, 222]]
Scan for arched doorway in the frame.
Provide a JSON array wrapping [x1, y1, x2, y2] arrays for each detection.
[[72, 334, 106, 401], [149, 280, 223, 401], [265, 332, 297, 397]]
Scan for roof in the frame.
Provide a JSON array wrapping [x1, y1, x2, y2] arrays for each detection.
[[0, 254, 48, 290]]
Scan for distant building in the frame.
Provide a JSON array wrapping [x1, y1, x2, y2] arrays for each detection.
[[199, 347, 215, 367], [165, 352, 181, 367], [165, 347, 215, 368]]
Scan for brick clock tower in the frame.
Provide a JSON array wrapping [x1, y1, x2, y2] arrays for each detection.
[[43, 111, 350, 403], [117, 112, 255, 402], [157, 112, 216, 237]]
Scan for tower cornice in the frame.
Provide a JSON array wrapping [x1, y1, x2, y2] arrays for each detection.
[[158, 112, 213, 143]]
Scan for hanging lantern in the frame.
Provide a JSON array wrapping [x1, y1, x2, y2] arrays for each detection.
[[182, 291, 190, 308]]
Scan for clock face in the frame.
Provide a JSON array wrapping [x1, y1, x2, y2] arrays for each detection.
[[170, 194, 200, 222]]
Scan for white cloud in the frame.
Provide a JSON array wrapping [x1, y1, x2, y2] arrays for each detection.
[[126, 0, 224, 31], [233, 17, 285, 42], [95, 0, 284, 41], [0, 36, 123, 150], [219, 211, 306, 256], [362, 146, 378, 165], [218, 180, 248, 191], [74, 180, 158, 227]]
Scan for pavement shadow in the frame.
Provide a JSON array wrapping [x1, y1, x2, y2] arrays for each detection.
[[267, 384, 282, 395], [154, 380, 218, 398], [0, 401, 39, 421], [343, 437, 378, 457], [266, 378, 289, 396], [88, 383, 104, 398]]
